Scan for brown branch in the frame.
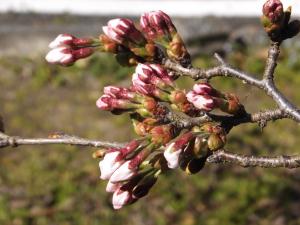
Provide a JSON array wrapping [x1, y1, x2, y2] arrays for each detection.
[[0, 132, 124, 149], [207, 149, 300, 169], [164, 43, 300, 123]]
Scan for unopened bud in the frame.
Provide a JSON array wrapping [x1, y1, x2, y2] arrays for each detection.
[[207, 133, 225, 151]]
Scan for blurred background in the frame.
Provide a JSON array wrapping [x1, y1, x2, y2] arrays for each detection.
[[0, 0, 300, 225]]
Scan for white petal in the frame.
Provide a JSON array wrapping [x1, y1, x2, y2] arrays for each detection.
[[106, 181, 121, 193], [164, 143, 182, 169], [45, 47, 72, 64], [112, 190, 131, 210], [99, 151, 123, 180], [109, 161, 136, 183], [49, 34, 73, 48]]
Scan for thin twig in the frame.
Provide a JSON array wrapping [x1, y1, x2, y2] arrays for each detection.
[[207, 149, 300, 169]]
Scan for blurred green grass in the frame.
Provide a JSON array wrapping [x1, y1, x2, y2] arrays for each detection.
[[0, 45, 300, 225]]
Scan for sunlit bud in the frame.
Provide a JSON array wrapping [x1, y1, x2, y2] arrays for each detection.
[[106, 181, 121, 193], [103, 18, 146, 46], [140, 10, 177, 41], [45, 46, 94, 66], [186, 91, 216, 111], [262, 0, 284, 23], [49, 34, 94, 49], [104, 86, 139, 101], [193, 82, 221, 97], [150, 125, 174, 145], [169, 90, 187, 104], [132, 175, 157, 199], [96, 94, 139, 111], [135, 63, 174, 89], [109, 161, 137, 183], [193, 136, 209, 158], [207, 133, 226, 151], [112, 188, 134, 210], [99, 151, 124, 180], [163, 132, 194, 169], [219, 94, 244, 115]]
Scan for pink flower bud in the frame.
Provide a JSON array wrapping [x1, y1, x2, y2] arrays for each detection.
[[49, 34, 94, 49], [112, 189, 134, 210], [186, 91, 215, 111], [163, 132, 194, 169], [140, 10, 176, 41], [193, 83, 215, 96], [104, 86, 136, 100], [103, 18, 146, 46], [109, 161, 137, 183], [49, 34, 75, 48], [262, 0, 284, 23], [96, 94, 139, 111], [45, 46, 94, 66], [99, 151, 124, 180], [45, 46, 74, 66], [132, 73, 155, 95]]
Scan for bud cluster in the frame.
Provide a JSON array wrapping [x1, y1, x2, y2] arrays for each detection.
[[261, 0, 300, 41], [187, 82, 244, 115], [45, 10, 252, 210]]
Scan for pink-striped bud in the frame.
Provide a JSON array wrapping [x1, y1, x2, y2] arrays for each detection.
[[186, 91, 216, 112], [262, 0, 284, 23], [135, 63, 174, 87], [193, 83, 218, 96], [49, 34, 94, 48], [96, 94, 139, 111], [140, 10, 176, 41], [103, 18, 146, 46], [132, 73, 155, 95], [45, 46, 94, 66], [112, 188, 134, 210], [104, 86, 137, 100], [163, 132, 194, 169]]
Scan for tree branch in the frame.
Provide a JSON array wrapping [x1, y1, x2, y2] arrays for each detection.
[[164, 43, 300, 123], [0, 132, 124, 149], [207, 149, 300, 169]]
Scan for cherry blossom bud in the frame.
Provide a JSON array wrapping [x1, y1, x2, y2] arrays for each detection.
[[96, 94, 139, 111], [45, 47, 74, 66], [163, 132, 194, 169], [49, 34, 94, 48], [262, 0, 284, 23], [140, 10, 176, 41], [193, 82, 221, 97], [99, 151, 124, 180], [112, 189, 134, 210], [186, 91, 215, 111], [45, 46, 94, 66], [103, 86, 139, 100], [150, 125, 174, 145], [207, 133, 225, 151], [103, 18, 146, 46], [109, 161, 137, 183]]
